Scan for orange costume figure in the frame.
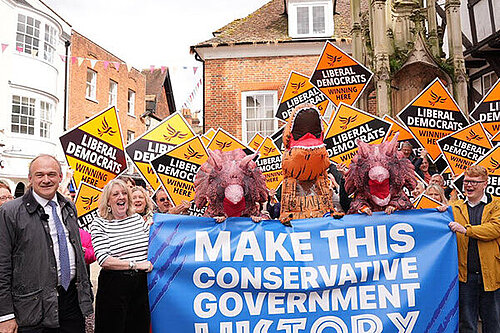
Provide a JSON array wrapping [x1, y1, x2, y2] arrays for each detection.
[[279, 103, 336, 225]]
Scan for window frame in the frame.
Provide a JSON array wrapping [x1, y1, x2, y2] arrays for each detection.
[[109, 79, 118, 107], [11, 95, 36, 135], [127, 89, 136, 116], [241, 90, 278, 143], [43, 24, 57, 63], [86, 68, 97, 101], [16, 13, 41, 56], [288, 1, 333, 38], [39, 100, 53, 139]]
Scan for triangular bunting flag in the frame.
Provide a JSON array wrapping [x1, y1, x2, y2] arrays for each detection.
[[126, 63, 133, 72], [150, 65, 155, 74], [31, 49, 38, 57], [193, 67, 198, 75], [102, 61, 109, 70], [161, 66, 167, 74], [1, 43, 8, 53], [113, 62, 120, 71], [59, 54, 66, 62], [77, 57, 85, 67], [89, 59, 98, 69], [71, 56, 77, 65], [16, 46, 23, 52]]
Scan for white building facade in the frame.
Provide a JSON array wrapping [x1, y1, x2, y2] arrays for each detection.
[[0, 0, 71, 195]]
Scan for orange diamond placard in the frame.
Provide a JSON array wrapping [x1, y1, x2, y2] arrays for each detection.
[[470, 78, 500, 136], [437, 122, 492, 176], [413, 194, 443, 209], [310, 41, 373, 107], [397, 78, 469, 162], [150, 136, 209, 206], [276, 71, 329, 121], [60, 106, 126, 189], [324, 103, 391, 166]]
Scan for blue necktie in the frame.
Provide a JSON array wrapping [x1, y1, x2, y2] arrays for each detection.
[[48, 201, 71, 290]]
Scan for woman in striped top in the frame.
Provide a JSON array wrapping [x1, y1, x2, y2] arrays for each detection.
[[91, 179, 153, 333]]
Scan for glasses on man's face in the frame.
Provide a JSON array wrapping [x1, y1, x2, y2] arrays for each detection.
[[158, 198, 167, 202], [0, 195, 14, 201], [463, 180, 486, 186]]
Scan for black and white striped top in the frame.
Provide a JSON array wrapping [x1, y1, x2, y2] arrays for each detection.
[[91, 213, 150, 266]]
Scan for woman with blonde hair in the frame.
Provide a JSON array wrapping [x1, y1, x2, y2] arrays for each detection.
[[91, 179, 152, 333], [425, 184, 448, 204], [131, 186, 154, 224]]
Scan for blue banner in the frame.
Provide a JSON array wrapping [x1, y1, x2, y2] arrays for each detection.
[[148, 208, 458, 333]]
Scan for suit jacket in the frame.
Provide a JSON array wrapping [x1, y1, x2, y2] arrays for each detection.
[[0, 189, 93, 328]]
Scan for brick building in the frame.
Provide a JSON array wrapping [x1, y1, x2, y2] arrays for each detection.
[[191, 0, 352, 143], [68, 30, 146, 149]]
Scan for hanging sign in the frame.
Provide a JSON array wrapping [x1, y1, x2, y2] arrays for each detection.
[[437, 122, 492, 176], [310, 41, 373, 107], [74, 182, 102, 231], [248, 132, 265, 151], [276, 71, 329, 121], [413, 194, 442, 209], [59, 106, 126, 189], [207, 129, 252, 154], [150, 136, 209, 206], [470, 78, 500, 136], [125, 112, 195, 191], [397, 78, 469, 162], [324, 103, 391, 166], [255, 137, 283, 190]]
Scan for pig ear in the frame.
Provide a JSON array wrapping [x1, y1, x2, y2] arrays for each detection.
[[356, 139, 369, 158], [239, 152, 258, 170], [385, 132, 399, 156]]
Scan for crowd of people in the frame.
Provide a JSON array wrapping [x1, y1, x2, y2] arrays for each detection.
[[0, 150, 498, 332]]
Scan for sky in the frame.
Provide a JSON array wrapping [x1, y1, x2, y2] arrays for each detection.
[[43, 0, 270, 115]]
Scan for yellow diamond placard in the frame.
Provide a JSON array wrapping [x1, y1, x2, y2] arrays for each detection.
[[470, 78, 500, 136], [397, 78, 469, 162], [60, 106, 126, 189], [125, 112, 195, 191], [437, 122, 492, 176], [150, 136, 209, 206], [207, 128, 252, 154], [256, 137, 283, 190], [324, 103, 391, 166], [248, 132, 265, 152], [74, 182, 102, 231], [276, 71, 329, 121]]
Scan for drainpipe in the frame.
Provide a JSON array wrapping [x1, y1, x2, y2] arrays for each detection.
[[63, 40, 70, 131], [194, 52, 205, 133]]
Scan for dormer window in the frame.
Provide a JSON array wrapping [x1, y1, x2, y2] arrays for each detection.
[[288, 0, 333, 38]]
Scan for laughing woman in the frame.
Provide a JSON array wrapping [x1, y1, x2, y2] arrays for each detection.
[[91, 179, 153, 333]]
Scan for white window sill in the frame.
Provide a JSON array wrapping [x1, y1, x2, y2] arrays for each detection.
[[86, 97, 99, 104]]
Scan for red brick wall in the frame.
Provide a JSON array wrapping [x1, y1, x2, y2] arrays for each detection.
[[68, 31, 146, 143], [204, 55, 321, 140]]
